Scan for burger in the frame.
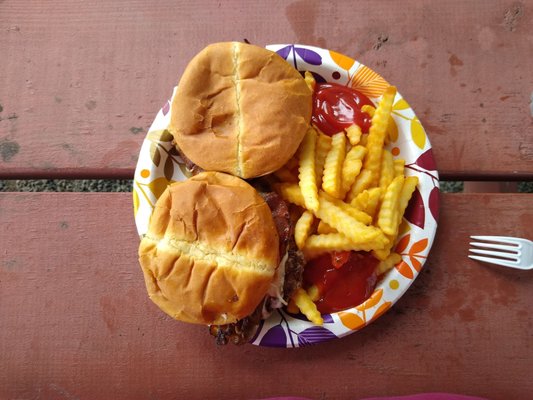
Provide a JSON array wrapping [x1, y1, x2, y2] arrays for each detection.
[[169, 41, 312, 179], [138, 42, 312, 344], [138, 172, 305, 344]]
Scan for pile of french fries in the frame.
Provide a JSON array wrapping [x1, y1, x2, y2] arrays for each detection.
[[274, 73, 418, 325]]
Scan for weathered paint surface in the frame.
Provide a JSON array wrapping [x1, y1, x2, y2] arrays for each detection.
[[0, 192, 532, 399], [0, 1, 533, 179]]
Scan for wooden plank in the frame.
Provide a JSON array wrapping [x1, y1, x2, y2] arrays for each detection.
[[0, 0, 532, 180], [0, 192, 532, 399]]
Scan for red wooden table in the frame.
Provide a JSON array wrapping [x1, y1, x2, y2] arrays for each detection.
[[1, 1, 532, 400]]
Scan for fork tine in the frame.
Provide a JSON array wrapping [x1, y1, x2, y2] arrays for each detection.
[[469, 242, 519, 252], [469, 248, 519, 260], [470, 236, 520, 246], [468, 255, 520, 268]]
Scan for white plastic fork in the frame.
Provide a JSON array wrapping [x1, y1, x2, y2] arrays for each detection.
[[469, 236, 533, 270]]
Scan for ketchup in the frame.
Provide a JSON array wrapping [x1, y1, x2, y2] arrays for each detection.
[[303, 251, 378, 314], [312, 82, 374, 135]]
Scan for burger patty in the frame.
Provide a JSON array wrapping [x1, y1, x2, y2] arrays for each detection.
[[260, 190, 304, 300]]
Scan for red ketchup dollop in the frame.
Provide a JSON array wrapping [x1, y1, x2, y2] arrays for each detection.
[[303, 251, 378, 314], [312, 82, 374, 135]]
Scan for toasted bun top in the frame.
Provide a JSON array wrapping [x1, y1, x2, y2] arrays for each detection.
[[138, 172, 280, 325], [170, 42, 312, 179]]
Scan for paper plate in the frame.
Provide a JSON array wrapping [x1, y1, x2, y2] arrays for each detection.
[[133, 44, 439, 348]]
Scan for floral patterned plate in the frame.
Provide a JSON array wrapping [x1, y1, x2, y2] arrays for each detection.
[[133, 44, 439, 348]]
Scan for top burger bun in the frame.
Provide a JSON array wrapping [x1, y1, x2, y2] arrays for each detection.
[[138, 171, 280, 325], [170, 42, 312, 179]]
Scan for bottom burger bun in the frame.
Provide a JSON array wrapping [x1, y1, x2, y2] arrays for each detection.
[[138, 171, 280, 326]]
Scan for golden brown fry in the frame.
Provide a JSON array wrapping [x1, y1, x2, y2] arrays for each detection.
[[365, 187, 383, 219], [340, 145, 367, 198], [347, 145, 367, 161], [279, 184, 373, 226], [304, 71, 316, 91], [293, 288, 323, 325], [345, 124, 362, 146], [373, 177, 416, 261], [341, 158, 362, 198], [376, 252, 402, 275], [352, 190, 370, 211], [320, 190, 372, 225], [304, 232, 389, 258], [398, 176, 419, 218], [294, 210, 314, 250], [361, 104, 376, 117], [393, 159, 405, 178], [317, 197, 381, 244], [346, 169, 374, 202], [363, 86, 397, 187], [372, 234, 395, 261], [315, 130, 332, 187], [377, 175, 405, 235], [298, 127, 319, 211], [317, 220, 337, 234], [277, 183, 305, 206], [379, 150, 394, 196], [322, 132, 346, 198]]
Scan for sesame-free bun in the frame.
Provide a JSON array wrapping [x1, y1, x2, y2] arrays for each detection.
[[170, 42, 312, 179], [138, 171, 280, 325]]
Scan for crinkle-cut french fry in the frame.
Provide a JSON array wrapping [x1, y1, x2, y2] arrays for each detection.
[[398, 176, 419, 219], [379, 150, 394, 196], [347, 145, 367, 161], [352, 190, 370, 211], [304, 232, 389, 258], [393, 159, 405, 178], [277, 183, 305, 206], [376, 252, 402, 275], [322, 132, 346, 198], [364, 86, 397, 187], [340, 146, 367, 198], [361, 104, 376, 117], [320, 190, 372, 225], [316, 198, 382, 244], [294, 210, 314, 250], [315, 130, 332, 187], [346, 169, 374, 202], [298, 128, 319, 211], [293, 288, 323, 325], [274, 166, 298, 183], [372, 233, 395, 261], [304, 71, 316, 91], [345, 124, 362, 146], [373, 178, 418, 261], [341, 158, 363, 197], [307, 285, 320, 302], [360, 133, 369, 146], [317, 220, 337, 234], [278, 183, 379, 243], [377, 175, 405, 235], [365, 187, 383, 219]]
